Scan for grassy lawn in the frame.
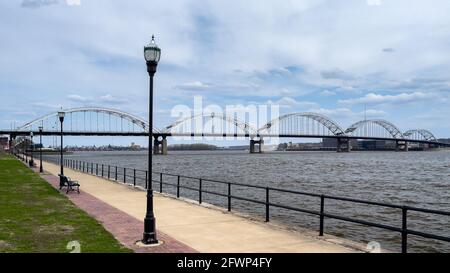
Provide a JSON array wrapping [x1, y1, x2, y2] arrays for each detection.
[[0, 152, 131, 253]]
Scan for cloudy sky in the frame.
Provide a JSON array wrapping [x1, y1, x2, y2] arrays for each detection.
[[1, 0, 450, 146]]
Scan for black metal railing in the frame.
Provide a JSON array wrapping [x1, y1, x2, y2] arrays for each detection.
[[41, 156, 450, 253]]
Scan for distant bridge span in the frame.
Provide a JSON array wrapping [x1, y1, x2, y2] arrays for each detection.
[[2, 107, 448, 153]]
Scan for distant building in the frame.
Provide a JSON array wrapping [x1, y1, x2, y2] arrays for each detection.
[[322, 138, 358, 149], [130, 142, 141, 150], [0, 136, 9, 150]]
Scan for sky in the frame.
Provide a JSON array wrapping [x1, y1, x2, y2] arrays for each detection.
[[1, 0, 450, 147]]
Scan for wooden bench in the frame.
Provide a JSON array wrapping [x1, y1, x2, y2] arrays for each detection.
[[58, 175, 80, 194]]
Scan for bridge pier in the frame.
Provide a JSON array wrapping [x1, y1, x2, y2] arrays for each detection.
[[337, 138, 351, 153], [395, 140, 409, 152], [153, 136, 168, 155], [250, 138, 264, 154]]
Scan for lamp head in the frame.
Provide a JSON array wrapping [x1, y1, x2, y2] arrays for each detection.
[[144, 35, 161, 63], [58, 111, 65, 122]]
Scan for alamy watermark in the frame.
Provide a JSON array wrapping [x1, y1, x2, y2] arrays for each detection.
[[169, 96, 280, 145], [366, 241, 381, 253], [66, 240, 81, 253]]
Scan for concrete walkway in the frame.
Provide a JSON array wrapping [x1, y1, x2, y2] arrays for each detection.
[[42, 161, 361, 253]]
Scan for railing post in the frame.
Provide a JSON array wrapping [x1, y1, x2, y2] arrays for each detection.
[[319, 195, 325, 236], [96, 163, 98, 176], [177, 176, 180, 198], [124, 168, 126, 183], [145, 171, 148, 189], [101, 164, 104, 177], [402, 206, 408, 254], [108, 165, 110, 179], [133, 169, 136, 186], [265, 187, 270, 222], [228, 183, 231, 212], [159, 173, 163, 193], [115, 166, 117, 181], [199, 179, 202, 204], [82, 162, 85, 172]]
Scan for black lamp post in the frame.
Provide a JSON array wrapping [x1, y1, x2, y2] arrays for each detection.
[[25, 140, 28, 163], [39, 126, 43, 173], [142, 35, 161, 245], [58, 111, 65, 187], [29, 132, 34, 167]]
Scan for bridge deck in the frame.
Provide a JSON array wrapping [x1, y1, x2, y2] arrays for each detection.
[[42, 160, 362, 253]]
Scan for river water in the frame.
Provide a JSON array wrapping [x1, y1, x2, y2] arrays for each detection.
[[46, 150, 450, 253]]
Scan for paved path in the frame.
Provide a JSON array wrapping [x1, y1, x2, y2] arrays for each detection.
[[37, 171, 196, 253], [42, 161, 361, 253]]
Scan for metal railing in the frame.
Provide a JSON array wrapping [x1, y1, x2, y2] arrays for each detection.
[[41, 156, 450, 253]]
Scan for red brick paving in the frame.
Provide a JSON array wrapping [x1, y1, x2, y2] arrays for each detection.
[[36, 169, 198, 253]]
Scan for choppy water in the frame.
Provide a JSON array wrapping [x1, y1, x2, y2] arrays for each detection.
[[46, 150, 450, 253]]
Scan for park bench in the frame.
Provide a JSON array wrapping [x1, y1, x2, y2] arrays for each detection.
[[58, 175, 80, 194]]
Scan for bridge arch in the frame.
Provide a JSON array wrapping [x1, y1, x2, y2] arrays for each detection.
[[17, 107, 160, 133], [403, 129, 437, 142], [258, 112, 346, 136], [345, 120, 403, 139], [163, 112, 258, 135]]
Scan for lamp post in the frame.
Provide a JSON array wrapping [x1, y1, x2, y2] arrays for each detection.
[[25, 142, 28, 163], [39, 126, 43, 173], [58, 111, 65, 187], [29, 132, 34, 167], [142, 35, 161, 245]]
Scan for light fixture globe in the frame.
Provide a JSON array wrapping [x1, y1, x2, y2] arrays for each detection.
[[38, 126, 43, 132], [58, 111, 65, 118], [144, 35, 161, 63]]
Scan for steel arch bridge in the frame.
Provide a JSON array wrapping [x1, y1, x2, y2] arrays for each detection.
[[15, 107, 161, 135], [2, 107, 447, 152], [403, 129, 437, 142], [258, 112, 346, 136], [345, 119, 404, 139]]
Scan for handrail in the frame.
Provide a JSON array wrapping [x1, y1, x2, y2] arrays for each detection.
[[37, 155, 450, 253]]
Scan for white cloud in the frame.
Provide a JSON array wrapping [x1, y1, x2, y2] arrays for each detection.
[[100, 94, 127, 104], [174, 81, 212, 91], [267, 97, 318, 109], [67, 94, 92, 103], [21, 0, 58, 9], [320, 90, 336, 96], [310, 107, 355, 118], [338, 92, 438, 105]]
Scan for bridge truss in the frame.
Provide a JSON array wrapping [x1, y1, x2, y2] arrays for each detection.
[[15, 107, 160, 134]]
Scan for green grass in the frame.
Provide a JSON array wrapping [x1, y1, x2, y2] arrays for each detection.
[[0, 152, 132, 253]]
